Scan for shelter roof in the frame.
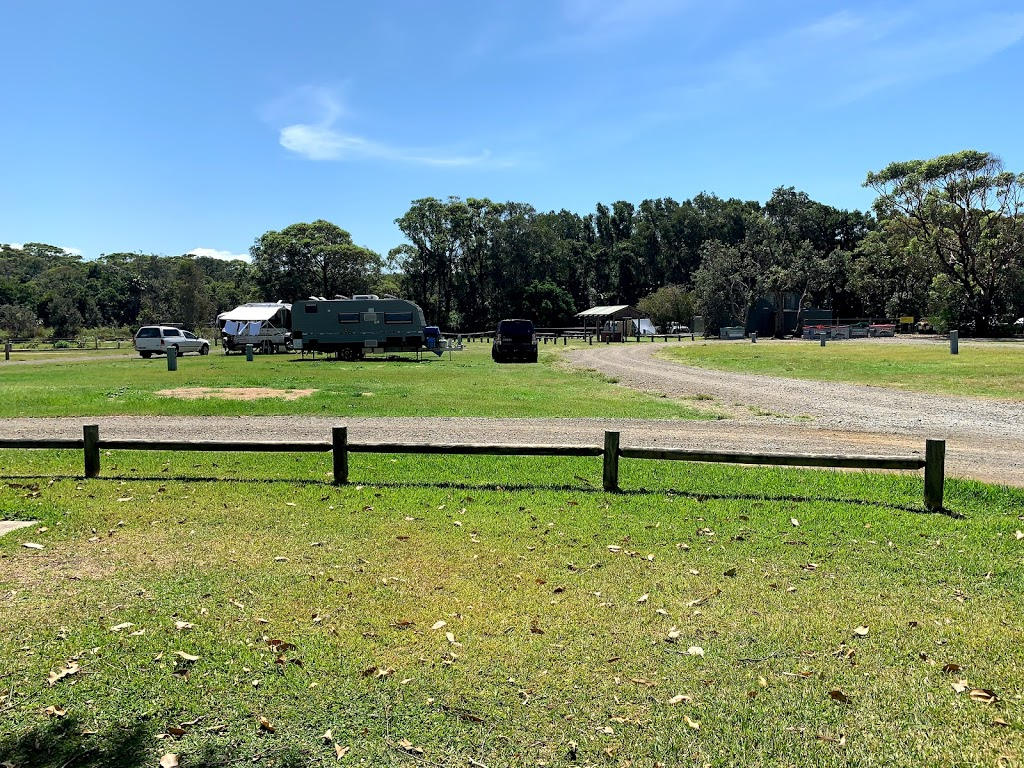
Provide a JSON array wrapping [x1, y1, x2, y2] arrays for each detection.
[[575, 305, 646, 319]]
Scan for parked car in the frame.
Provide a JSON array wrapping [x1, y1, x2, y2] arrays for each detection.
[[133, 326, 210, 358], [492, 318, 538, 363]]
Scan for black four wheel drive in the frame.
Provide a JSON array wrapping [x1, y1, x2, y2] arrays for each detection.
[[492, 319, 538, 363]]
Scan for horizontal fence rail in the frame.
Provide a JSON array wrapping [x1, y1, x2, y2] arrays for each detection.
[[0, 425, 946, 512]]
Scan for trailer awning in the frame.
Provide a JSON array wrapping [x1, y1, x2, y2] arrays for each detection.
[[218, 305, 284, 322]]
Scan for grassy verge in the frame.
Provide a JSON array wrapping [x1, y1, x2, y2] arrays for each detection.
[[2, 450, 1022, 767], [659, 340, 1024, 401], [0, 341, 714, 420]]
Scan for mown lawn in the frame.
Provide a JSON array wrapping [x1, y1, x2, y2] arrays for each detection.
[[659, 339, 1024, 401], [2, 450, 1022, 767], [0, 341, 713, 420]]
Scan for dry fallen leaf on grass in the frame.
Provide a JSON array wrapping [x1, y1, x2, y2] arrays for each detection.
[[828, 689, 852, 705], [335, 744, 350, 759], [431, 620, 447, 630], [637, 593, 649, 603], [258, 716, 275, 733], [44, 705, 67, 717], [109, 622, 134, 632], [687, 646, 705, 657], [667, 694, 692, 705], [47, 663, 79, 686], [22, 542, 44, 550], [853, 626, 869, 637], [684, 715, 700, 730], [942, 663, 961, 673], [951, 680, 971, 694], [1014, 530, 1024, 540], [790, 518, 799, 527], [397, 739, 424, 755], [969, 688, 999, 704], [159, 754, 179, 768], [666, 627, 681, 643], [174, 621, 194, 631], [174, 651, 200, 662]]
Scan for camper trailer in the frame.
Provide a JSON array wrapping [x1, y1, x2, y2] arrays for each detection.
[[290, 295, 443, 360], [218, 302, 292, 354]]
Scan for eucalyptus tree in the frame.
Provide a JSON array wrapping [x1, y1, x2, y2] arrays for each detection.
[[250, 220, 381, 303], [864, 150, 1024, 335]]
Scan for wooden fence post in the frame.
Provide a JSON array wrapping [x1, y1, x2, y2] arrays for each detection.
[[333, 426, 348, 485], [924, 439, 945, 511], [603, 431, 620, 492], [84, 424, 100, 478]]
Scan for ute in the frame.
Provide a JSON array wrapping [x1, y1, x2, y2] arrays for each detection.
[[289, 295, 445, 360]]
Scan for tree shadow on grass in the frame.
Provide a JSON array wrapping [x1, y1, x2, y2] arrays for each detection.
[[0, 715, 310, 768]]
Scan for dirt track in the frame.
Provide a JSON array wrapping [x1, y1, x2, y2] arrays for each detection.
[[0, 342, 1021, 488]]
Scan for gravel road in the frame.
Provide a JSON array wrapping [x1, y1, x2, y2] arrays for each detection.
[[1, 342, 1021, 487]]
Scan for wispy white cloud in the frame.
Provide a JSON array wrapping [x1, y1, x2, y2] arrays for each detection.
[[558, 0, 693, 46], [273, 87, 512, 168], [189, 247, 249, 262], [713, 7, 1024, 106]]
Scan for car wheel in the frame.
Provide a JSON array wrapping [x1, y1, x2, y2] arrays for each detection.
[[168, 345, 178, 356], [200, 344, 210, 355], [140, 351, 152, 359]]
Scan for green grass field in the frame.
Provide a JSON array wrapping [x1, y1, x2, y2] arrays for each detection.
[[1, 450, 1022, 767], [660, 339, 1024, 401], [0, 341, 714, 420]]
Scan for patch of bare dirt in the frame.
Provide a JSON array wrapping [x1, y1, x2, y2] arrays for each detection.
[[156, 387, 318, 401]]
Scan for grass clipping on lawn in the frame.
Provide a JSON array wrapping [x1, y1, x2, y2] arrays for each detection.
[[0, 452, 1022, 767]]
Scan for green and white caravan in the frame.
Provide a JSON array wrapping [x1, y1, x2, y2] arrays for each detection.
[[289, 295, 443, 360]]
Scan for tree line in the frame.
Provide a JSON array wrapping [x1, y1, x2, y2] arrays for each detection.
[[2, 150, 1022, 339]]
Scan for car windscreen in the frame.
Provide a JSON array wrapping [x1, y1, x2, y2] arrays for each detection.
[[498, 321, 533, 334]]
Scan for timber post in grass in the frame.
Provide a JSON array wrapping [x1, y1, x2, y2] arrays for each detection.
[[924, 439, 946, 511], [603, 430, 620, 492], [950, 330, 959, 355], [246, 344, 254, 362], [84, 424, 100, 478], [332, 426, 348, 485], [4, 341, 10, 360], [166, 346, 177, 371]]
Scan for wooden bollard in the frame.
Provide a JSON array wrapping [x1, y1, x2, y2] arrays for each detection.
[[84, 424, 100, 478], [924, 439, 945, 511], [332, 426, 348, 485], [603, 431, 620, 492]]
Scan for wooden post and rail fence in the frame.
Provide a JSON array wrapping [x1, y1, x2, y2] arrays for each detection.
[[1, 425, 947, 511]]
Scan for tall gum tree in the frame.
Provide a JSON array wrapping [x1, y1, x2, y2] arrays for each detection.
[[864, 150, 1024, 336]]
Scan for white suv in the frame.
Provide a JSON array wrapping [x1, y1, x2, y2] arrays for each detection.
[[133, 326, 210, 358]]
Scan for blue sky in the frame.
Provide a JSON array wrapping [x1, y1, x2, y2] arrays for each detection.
[[3, 0, 1023, 262]]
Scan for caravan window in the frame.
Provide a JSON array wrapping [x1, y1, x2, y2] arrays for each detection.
[[304, 304, 318, 313], [385, 312, 413, 324], [337, 313, 359, 323]]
